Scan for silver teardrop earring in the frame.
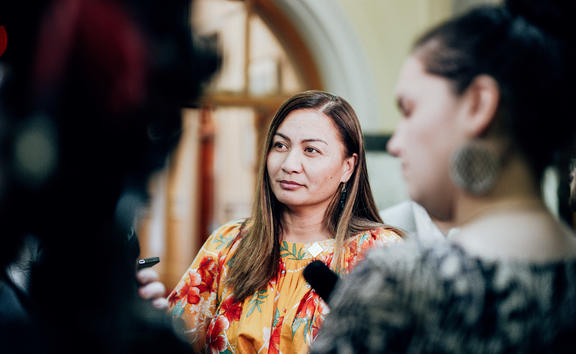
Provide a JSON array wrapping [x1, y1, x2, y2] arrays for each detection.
[[450, 140, 503, 196]]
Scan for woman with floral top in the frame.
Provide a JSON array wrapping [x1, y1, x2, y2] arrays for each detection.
[[168, 90, 402, 353]]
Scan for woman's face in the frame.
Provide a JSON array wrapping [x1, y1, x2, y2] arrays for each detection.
[[387, 55, 468, 221], [267, 109, 356, 212]]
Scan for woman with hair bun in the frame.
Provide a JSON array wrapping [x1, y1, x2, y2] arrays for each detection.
[[311, 1, 576, 352]]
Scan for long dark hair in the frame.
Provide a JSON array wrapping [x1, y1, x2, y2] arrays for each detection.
[[227, 90, 394, 301], [412, 0, 576, 183]]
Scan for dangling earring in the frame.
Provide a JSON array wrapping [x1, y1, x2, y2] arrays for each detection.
[[450, 140, 503, 196], [339, 182, 348, 213]]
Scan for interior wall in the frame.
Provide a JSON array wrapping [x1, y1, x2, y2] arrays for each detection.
[[337, 0, 456, 209], [336, 0, 453, 133], [453, 0, 501, 15], [271, 0, 382, 133]]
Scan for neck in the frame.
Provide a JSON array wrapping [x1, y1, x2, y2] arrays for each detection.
[[456, 196, 545, 228], [453, 153, 542, 226], [281, 203, 331, 243], [447, 155, 576, 261], [430, 218, 455, 236]]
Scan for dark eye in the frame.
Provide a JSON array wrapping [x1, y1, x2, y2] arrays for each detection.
[[397, 98, 413, 118], [304, 147, 319, 154], [273, 141, 287, 151]]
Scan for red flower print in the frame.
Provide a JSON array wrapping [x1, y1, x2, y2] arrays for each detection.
[[343, 231, 381, 272], [183, 285, 200, 305], [320, 253, 334, 267], [220, 297, 243, 322], [268, 314, 284, 354], [310, 300, 328, 342], [296, 291, 319, 319], [168, 256, 217, 307], [363, 230, 380, 248], [207, 316, 230, 353], [218, 253, 227, 274], [310, 314, 323, 342], [197, 257, 217, 293], [270, 259, 286, 284], [344, 247, 359, 272], [168, 271, 202, 306]]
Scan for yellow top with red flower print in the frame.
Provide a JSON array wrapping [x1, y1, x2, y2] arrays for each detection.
[[168, 219, 402, 354]]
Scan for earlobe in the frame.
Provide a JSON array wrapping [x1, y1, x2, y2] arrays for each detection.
[[341, 153, 358, 182], [464, 75, 500, 137]]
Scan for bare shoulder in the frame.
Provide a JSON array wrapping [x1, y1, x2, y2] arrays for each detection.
[[455, 213, 576, 262]]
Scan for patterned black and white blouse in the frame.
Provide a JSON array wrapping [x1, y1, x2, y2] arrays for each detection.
[[310, 237, 576, 353]]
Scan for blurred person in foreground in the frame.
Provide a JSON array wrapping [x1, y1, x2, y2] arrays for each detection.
[[569, 160, 576, 212], [0, 0, 218, 353], [167, 90, 403, 353], [311, 0, 576, 352]]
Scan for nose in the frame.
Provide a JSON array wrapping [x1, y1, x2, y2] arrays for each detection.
[[281, 149, 302, 174]]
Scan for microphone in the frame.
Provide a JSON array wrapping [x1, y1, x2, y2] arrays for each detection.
[[303, 260, 340, 302]]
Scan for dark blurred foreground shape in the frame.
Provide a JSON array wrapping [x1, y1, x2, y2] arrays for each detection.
[[0, 0, 219, 352]]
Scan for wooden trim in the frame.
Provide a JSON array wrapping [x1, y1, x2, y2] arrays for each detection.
[[198, 109, 215, 243], [244, 0, 252, 94], [253, 0, 323, 90], [200, 92, 292, 108]]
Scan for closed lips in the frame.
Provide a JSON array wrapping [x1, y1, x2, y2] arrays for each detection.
[[280, 180, 303, 186]]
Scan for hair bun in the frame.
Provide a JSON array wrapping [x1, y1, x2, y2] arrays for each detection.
[[505, 0, 576, 38]]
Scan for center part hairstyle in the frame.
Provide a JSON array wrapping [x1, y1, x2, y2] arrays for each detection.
[[411, 0, 576, 183], [227, 90, 391, 301]]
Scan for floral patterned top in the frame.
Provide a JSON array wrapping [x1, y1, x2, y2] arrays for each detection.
[[168, 219, 402, 354]]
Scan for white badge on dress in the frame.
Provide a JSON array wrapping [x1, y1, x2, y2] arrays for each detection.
[[307, 242, 323, 257]]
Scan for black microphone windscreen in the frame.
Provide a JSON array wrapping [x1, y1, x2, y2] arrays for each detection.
[[303, 260, 339, 303]]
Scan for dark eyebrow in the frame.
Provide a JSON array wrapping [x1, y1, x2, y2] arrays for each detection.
[[275, 132, 327, 145], [275, 132, 290, 142], [302, 138, 328, 145]]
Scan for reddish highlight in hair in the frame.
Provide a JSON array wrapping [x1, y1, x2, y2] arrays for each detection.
[[33, 0, 147, 113], [0, 25, 7, 56]]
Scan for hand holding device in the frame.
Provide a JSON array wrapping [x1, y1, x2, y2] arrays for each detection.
[[135, 257, 168, 310], [137, 256, 160, 270]]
